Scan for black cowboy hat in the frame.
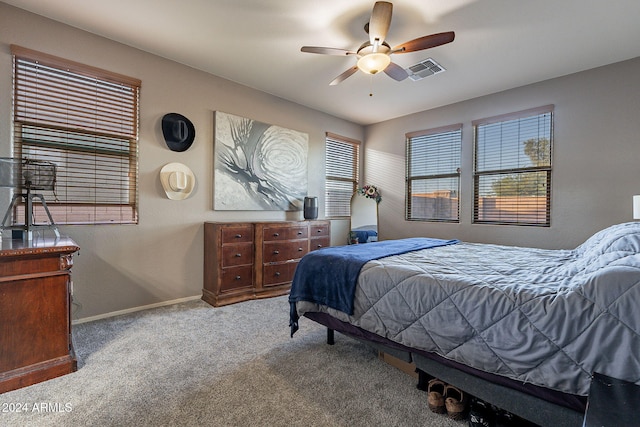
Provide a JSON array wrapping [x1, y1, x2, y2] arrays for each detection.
[[161, 113, 195, 152]]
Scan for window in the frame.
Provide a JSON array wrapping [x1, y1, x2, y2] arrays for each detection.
[[406, 124, 462, 221], [325, 133, 360, 218], [11, 45, 140, 225], [473, 105, 553, 226]]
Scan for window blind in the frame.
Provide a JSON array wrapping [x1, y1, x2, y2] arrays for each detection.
[[406, 124, 462, 221], [473, 105, 553, 226], [11, 45, 140, 225], [325, 133, 360, 218]]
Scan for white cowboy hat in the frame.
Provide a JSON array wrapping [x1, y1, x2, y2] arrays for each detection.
[[160, 162, 195, 200]]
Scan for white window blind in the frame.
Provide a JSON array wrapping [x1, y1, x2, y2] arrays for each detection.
[[325, 133, 360, 218], [473, 105, 553, 226], [406, 124, 462, 221], [11, 45, 140, 225]]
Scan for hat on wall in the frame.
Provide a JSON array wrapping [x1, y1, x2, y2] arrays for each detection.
[[160, 162, 195, 200], [161, 113, 195, 152]]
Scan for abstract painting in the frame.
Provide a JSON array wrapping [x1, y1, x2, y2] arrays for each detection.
[[214, 111, 308, 211]]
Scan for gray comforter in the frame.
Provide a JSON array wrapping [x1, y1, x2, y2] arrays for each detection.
[[295, 222, 640, 396]]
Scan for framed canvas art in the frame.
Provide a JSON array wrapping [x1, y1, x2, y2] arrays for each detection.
[[214, 111, 308, 211]]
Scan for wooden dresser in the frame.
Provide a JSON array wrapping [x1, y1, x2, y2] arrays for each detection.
[[0, 236, 79, 393], [203, 220, 330, 307]]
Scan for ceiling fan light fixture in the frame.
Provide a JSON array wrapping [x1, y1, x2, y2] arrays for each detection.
[[357, 52, 391, 75]]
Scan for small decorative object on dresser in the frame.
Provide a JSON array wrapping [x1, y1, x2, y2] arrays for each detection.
[[203, 220, 330, 307], [303, 196, 318, 220]]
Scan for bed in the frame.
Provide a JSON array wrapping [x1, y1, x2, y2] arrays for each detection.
[[289, 222, 640, 427]]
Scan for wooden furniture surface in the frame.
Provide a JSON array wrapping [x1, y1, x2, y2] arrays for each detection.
[[0, 236, 79, 393], [203, 220, 330, 307]]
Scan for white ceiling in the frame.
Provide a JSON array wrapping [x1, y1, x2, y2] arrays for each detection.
[[4, 0, 640, 125]]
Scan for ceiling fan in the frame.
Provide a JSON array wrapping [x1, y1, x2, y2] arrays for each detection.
[[301, 1, 455, 85]]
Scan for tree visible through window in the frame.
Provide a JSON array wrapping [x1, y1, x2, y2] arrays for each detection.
[[473, 105, 553, 226]]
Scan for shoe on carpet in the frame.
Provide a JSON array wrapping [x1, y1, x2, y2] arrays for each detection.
[[468, 398, 494, 427], [445, 384, 468, 420], [427, 379, 447, 414]]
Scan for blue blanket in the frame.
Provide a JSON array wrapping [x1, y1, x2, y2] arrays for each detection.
[[352, 228, 378, 243], [289, 237, 459, 336]]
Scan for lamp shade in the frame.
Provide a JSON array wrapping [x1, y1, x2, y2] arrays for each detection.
[[634, 195, 640, 220], [357, 53, 391, 75]]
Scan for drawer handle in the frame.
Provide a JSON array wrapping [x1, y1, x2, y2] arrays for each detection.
[[275, 272, 281, 277], [235, 275, 242, 280], [317, 229, 322, 233], [298, 247, 303, 251], [273, 250, 280, 255], [317, 244, 323, 248], [235, 253, 242, 257], [297, 231, 303, 235], [273, 232, 280, 237], [235, 234, 242, 238]]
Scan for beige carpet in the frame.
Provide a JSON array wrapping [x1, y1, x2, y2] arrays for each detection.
[[0, 296, 465, 427]]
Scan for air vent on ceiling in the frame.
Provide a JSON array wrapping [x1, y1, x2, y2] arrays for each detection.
[[407, 58, 445, 81]]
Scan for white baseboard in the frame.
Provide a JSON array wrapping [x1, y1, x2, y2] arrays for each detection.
[[72, 295, 202, 325]]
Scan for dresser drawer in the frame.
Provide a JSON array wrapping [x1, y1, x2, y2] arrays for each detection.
[[310, 236, 330, 251], [221, 243, 253, 267], [310, 222, 330, 237], [221, 226, 253, 244], [262, 225, 308, 241], [263, 240, 309, 263], [262, 262, 298, 286], [219, 265, 253, 292], [0, 255, 65, 277]]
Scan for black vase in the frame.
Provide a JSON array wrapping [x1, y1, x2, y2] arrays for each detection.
[[304, 196, 318, 220]]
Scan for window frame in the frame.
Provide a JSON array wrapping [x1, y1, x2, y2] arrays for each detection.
[[11, 45, 140, 225], [324, 132, 360, 219], [472, 105, 554, 226], [405, 124, 462, 222]]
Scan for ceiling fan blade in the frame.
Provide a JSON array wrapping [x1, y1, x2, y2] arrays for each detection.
[[384, 62, 409, 81], [392, 31, 455, 53], [330, 66, 359, 86], [301, 46, 356, 56], [369, 1, 393, 46]]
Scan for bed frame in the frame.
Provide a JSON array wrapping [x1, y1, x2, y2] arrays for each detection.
[[307, 312, 586, 427]]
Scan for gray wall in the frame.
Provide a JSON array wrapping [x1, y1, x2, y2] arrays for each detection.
[[0, 3, 362, 319], [2, 3, 638, 320], [364, 57, 640, 249]]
